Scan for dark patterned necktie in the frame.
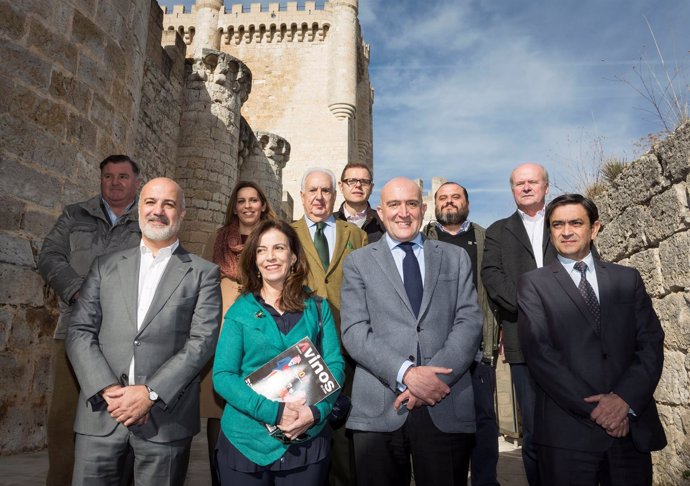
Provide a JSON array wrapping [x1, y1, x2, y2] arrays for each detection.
[[574, 261, 600, 333], [314, 222, 329, 271]]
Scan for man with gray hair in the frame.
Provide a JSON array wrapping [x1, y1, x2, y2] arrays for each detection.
[[66, 177, 221, 486], [292, 167, 367, 486]]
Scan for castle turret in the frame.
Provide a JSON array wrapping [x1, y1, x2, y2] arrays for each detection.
[[238, 118, 291, 212], [327, 0, 358, 120], [192, 0, 223, 57], [174, 49, 252, 253]]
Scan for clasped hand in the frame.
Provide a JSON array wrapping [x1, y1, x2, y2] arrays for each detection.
[[584, 393, 630, 438], [394, 365, 452, 411], [277, 400, 315, 440], [103, 385, 153, 427]]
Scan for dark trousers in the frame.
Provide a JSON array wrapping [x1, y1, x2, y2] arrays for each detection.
[[352, 407, 474, 486], [537, 437, 653, 486], [470, 361, 500, 486], [510, 363, 539, 486], [47, 340, 79, 486], [218, 458, 330, 486], [328, 356, 356, 486]]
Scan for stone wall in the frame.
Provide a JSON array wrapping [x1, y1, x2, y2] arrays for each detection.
[[595, 120, 690, 485], [0, 0, 185, 454]]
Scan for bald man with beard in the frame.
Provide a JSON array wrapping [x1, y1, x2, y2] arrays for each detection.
[[66, 178, 221, 486]]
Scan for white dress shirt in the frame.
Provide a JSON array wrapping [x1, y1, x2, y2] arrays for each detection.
[[557, 251, 599, 300], [518, 207, 546, 268], [128, 239, 179, 384]]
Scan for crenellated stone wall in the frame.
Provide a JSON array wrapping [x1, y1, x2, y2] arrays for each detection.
[[238, 118, 292, 214], [162, 0, 373, 218], [594, 120, 690, 485]]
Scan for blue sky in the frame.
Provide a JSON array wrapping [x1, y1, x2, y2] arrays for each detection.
[[158, 0, 690, 226]]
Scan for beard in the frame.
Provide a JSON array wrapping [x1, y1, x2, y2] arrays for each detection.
[[436, 205, 468, 226], [140, 216, 181, 242]]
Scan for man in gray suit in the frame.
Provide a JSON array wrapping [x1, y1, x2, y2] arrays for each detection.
[[341, 177, 483, 486], [66, 177, 221, 486]]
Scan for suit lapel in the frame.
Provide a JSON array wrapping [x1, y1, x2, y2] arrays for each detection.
[[294, 218, 325, 274], [418, 239, 441, 320], [371, 238, 416, 318], [138, 248, 192, 334], [117, 248, 140, 329], [550, 260, 600, 335], [327, 220, 349, 277], [593, 259, 611, 338], [505, 211, 534, 257]]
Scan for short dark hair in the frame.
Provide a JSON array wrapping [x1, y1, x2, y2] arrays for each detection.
[[340, 162, 372, 181], [99, 155, 140, 176], [545, 193, 599, 226], [434, 182, 469, 203], [239, 219, 311, 312]]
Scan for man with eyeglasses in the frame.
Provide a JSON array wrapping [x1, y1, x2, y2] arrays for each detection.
[[335, 163, 385, 243]]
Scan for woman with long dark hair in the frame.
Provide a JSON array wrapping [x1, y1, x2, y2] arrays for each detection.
[[201, 181, 277, 485], [213, 219, 344, 485]]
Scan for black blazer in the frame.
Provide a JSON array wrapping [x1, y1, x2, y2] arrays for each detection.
[[481, 211, 557, 362], [517, 258, 666, 453]]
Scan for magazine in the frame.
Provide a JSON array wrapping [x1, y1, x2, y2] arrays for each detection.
[[245, 336, 341, 437]]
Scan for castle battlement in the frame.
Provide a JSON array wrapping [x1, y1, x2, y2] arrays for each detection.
[[163, 1, 335, 45]]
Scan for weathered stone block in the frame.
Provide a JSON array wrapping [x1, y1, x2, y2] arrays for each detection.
[[658, 231, 690, 291], [28, 18, 78, 74], [89, 94, 114, 131], [0, 158, 61, 209], [66, 113, 98, 148], [49, 69, 92, 113], [618, 249, 665, 298], [0, 234, 34, 267], [646, 183, 690, 245], [0, 306, 14, 348], [654, 292, 690, 350], [77, 52, 112, 94], [4, 43, 52, 90], [596, 154, 669, 222], [0, 2, 26, 40], [596, 205, 649, 261], [72, 10, 106, 57], [655, 120, 690, 182], [0, 264, 44, 306], [22, 209, 57, 240], [656, 350, 689, 405], [26, 306, 56, 339], [0, 196, 22, 231]]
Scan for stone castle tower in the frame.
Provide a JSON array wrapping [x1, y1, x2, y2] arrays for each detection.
[[0, 0, 370, 454], [163, 0, 374, 217]]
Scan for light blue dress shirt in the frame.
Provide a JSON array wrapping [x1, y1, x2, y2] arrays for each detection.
[[557, 251, 599, 300]]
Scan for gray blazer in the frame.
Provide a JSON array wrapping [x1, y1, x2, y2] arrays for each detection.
[[66, 245, 221, 443], [340, 236, 483, 434]]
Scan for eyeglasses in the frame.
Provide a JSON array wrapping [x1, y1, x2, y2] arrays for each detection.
[[342, 178, 372, 187]]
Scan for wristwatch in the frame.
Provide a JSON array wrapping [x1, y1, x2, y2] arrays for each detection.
[[145, 385, 158, 402]]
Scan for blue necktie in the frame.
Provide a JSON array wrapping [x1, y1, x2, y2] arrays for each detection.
[[399, 242, 423, 317]]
